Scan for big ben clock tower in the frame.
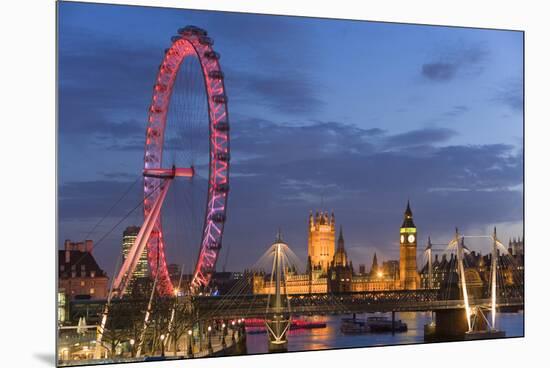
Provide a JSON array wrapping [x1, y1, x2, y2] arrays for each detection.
[[399, 200, 419, 290]]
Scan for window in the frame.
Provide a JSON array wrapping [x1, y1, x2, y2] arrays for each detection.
[[90, 271, 96, 278], [90, 288, 95, 294], [80, 281, 85, 287]]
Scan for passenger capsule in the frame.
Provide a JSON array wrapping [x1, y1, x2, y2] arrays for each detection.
[[204, 51, 220, 60], [208, 70, 224, 80], [178, 25, 207, 36], [212, 94, 227, 104], [199, 36, 213, 46], [214, 121, 230, 132], [215, 152, 230, 162], [215, 183, 230, 193], [210, 213, 226, 223]]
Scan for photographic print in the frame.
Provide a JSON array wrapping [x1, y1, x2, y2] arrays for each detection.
[[56, 1, 524, 366]]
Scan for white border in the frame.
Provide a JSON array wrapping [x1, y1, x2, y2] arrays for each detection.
[[2, 1, 548, 367]]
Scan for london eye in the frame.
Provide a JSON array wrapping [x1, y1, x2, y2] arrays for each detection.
[[111, 25, 230, 298]]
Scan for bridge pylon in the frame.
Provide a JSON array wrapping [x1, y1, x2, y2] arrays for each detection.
[[265, 231, 291, 352]]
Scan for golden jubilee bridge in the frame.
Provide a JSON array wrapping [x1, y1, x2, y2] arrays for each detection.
[[190, 289, 523, 320]]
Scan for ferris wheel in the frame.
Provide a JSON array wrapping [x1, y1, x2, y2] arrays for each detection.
[[112, 25, 230, 297]]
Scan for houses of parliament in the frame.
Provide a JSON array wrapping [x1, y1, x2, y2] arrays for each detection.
[[252, 201, 421, 294]]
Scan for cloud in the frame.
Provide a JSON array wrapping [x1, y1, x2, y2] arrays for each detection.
[[59, 117, 523, 271], [227, 69, 324, 115], [421, 44, 489, 82], [422, 62, 457, 81], [59, 179, 142, 221], [223, 125, 522, 268], [383, 127, 457, 149], [57, 15, 522, 271], [494, 79, 523, 112], [444, 105, 469, 118]]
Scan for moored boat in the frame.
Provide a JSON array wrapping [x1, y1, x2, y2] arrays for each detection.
[[340, 315, 408, 334]]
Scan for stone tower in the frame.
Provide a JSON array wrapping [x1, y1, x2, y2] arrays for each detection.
[[308, 210, 335, 274], [399, 201, 419, 290], [328, 226, 353, 293]]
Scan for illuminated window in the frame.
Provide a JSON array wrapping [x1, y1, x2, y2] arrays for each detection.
[[90, 288, 95, 294], [80, 281, 85, 287]]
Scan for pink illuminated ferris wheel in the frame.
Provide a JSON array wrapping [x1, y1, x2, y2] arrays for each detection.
[[113, 26, 230, 297], [143, 26, 230, 296]]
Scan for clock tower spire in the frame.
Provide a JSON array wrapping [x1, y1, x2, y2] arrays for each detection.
[[399, 200, 419, 289]]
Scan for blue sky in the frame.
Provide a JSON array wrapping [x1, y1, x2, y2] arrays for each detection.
[[57, 1, 523, 276]]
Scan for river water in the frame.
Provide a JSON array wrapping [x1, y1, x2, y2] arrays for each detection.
[[245, 312, 524, 354]]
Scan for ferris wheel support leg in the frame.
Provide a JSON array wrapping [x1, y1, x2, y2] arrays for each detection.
[[93, 303, 110, 359], [113, 179, 173, 297], [94, 180, 173, 359]]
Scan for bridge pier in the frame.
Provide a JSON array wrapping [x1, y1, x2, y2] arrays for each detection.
[[425, 304, 509, 341], [425, 309, 468, 341], [425, 308, 502, 341]]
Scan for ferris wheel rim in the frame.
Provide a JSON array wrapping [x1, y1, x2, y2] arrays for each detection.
[[143, 26, 230, 296]]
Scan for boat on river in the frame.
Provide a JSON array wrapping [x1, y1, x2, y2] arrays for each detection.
[[341, 316, 408, 334]]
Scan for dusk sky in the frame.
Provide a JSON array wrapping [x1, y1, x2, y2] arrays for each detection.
[[58, 2, 523, 277]]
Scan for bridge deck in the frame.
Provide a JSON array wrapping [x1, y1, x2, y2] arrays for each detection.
[[193, 289, 524, 319]]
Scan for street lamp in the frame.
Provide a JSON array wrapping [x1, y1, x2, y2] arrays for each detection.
[[237, 318, 244, 338], [160, 334, 165, 358], [231, 320, 236, 342], [187, 329, 193, 357], [221, 323, 227, 347], [129, 339, 135, 358], [207, 326, 213, 353]]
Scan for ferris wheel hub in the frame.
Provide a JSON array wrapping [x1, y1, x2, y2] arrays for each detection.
[[143, 167, 195, 179]]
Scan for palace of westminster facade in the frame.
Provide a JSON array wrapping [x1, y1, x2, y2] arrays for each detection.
[[252, 201, 422, 294], [251, 201, 524, 295]]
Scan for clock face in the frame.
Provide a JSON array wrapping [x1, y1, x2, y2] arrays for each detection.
[[400, 235, 405, 243], [408, 234, 415, 243]]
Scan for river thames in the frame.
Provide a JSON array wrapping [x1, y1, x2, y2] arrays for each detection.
[[245, 312, 524, 354]]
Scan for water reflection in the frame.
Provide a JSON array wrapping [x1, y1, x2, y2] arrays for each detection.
[[246, 312, 523, 354]]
